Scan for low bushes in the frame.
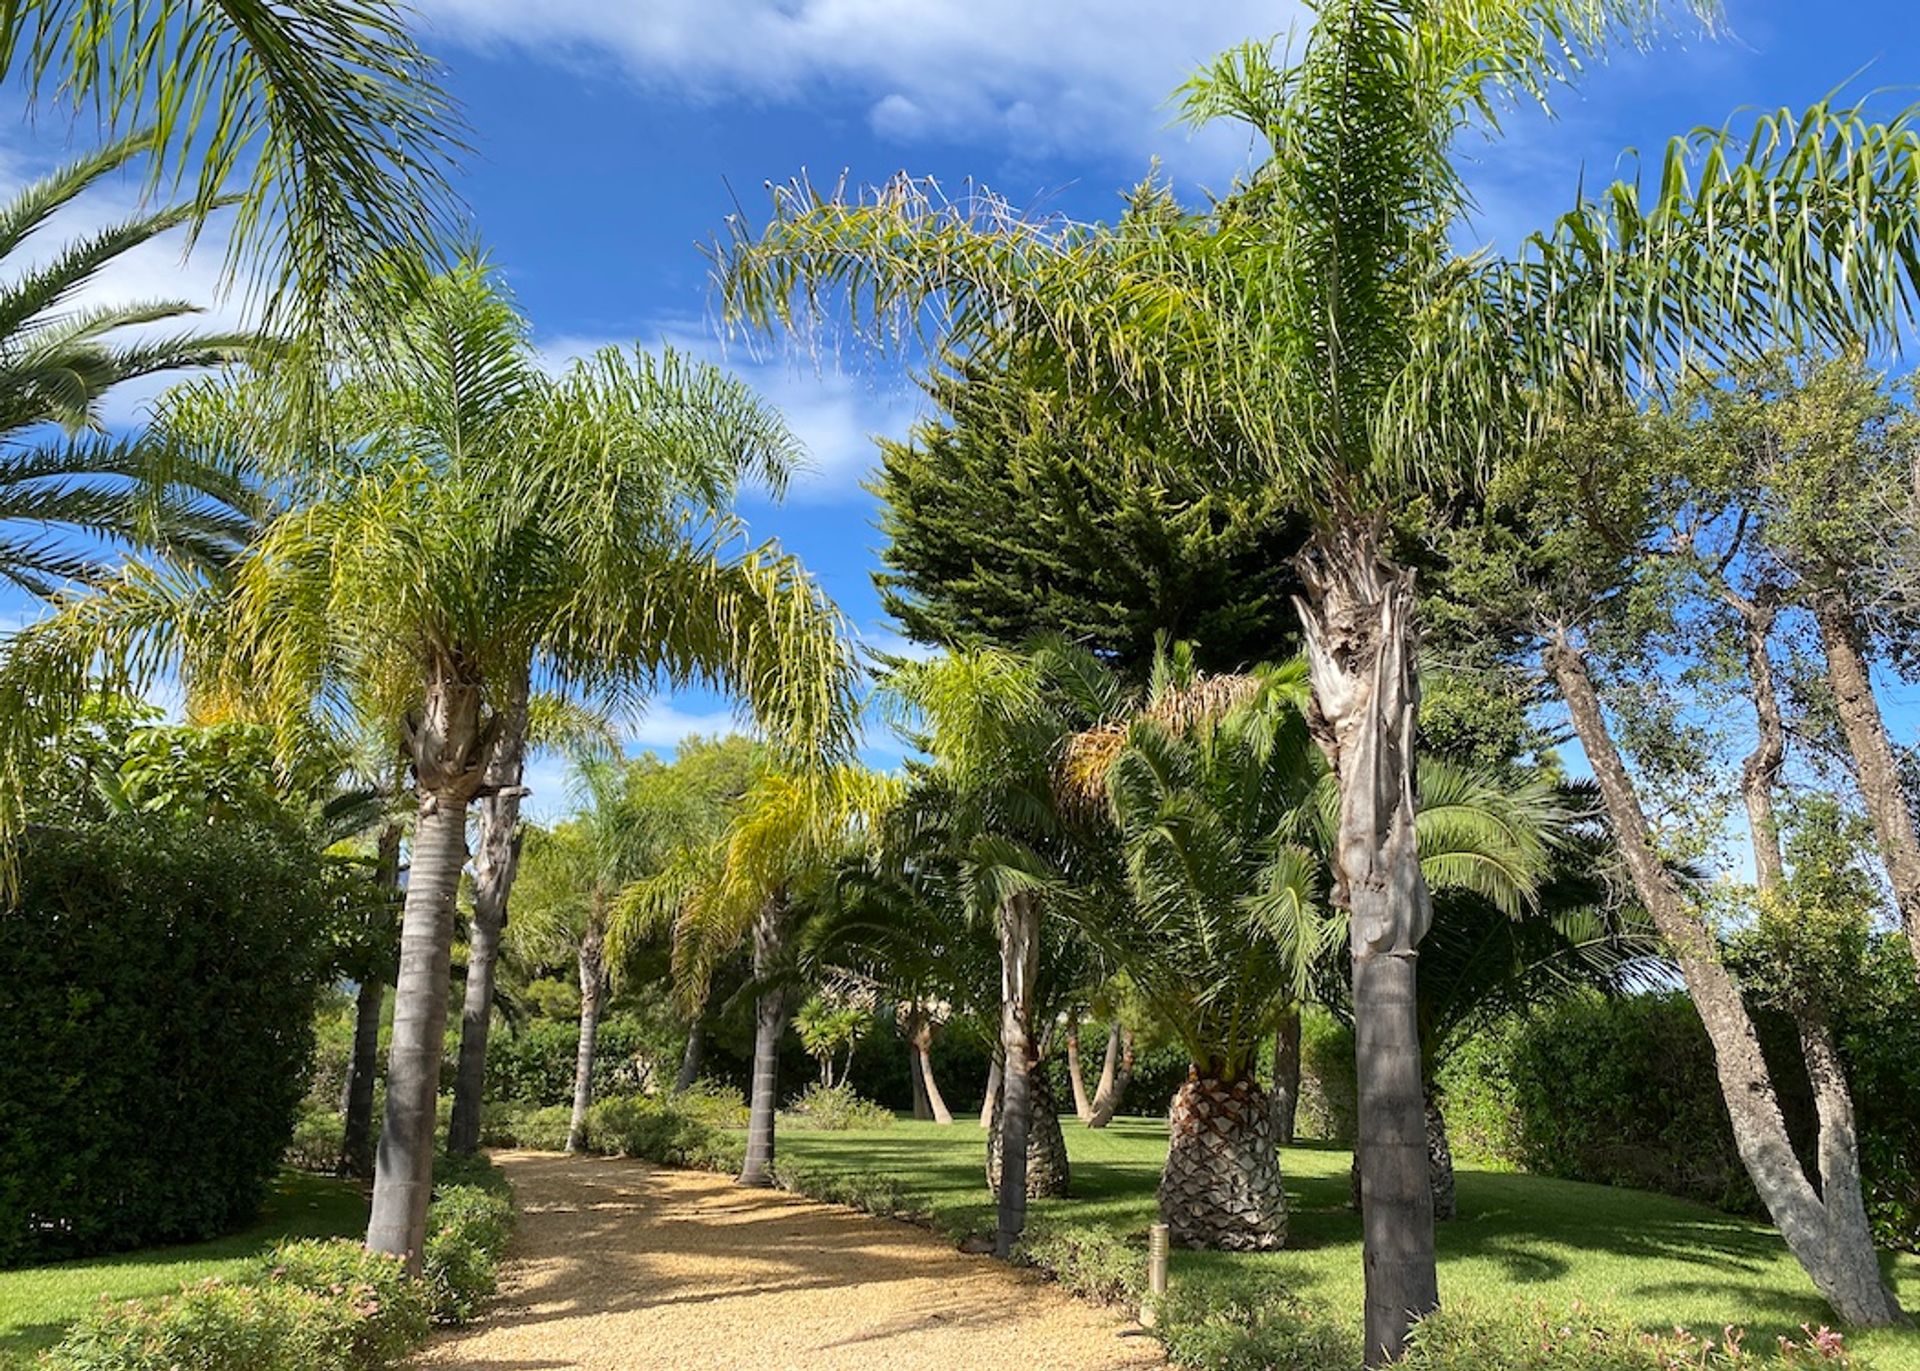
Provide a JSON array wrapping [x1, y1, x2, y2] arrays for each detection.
[[778, 1082, 894, 1131], [1016, 1225, 1144, 1307], [39, 1157, 513, 1371], [769, 1162, 917, 1220]]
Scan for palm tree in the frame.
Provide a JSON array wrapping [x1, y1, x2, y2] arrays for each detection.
[[0, 0, 460, 335], [196, 261, 857, 1271], [615, 762, 894, 1186], [0, 136, 262, 594], [714, 4, 1920, 1349]]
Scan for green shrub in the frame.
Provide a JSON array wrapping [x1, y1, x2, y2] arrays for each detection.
[[41, 1279, 360, 1371], [779, 1082, 893, 1131], [770, 1161, 916, 1219], [249, 1240, 428, 1367], [283, 1105, 345, 1174], [1017, 1225, 1144, 1306], [1401, 1303, 1861, 1370], [1296, 1008, 1357, 1145], [0, 818, 333, 1266], [671, 1080, 751, 1129], [588, 1095, 713, 1164], [483, 1014, 671, 1106], [421, 1184, 515, 1324], [481, 1104, 574, 1152], [1155, 1279, 1358, 1371]]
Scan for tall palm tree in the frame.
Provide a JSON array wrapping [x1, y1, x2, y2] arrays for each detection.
[[615, 762, 894, 1186], [0, 0, 460, 335], [714, 4, 1920, 1351], [0, 136, 260, 594]]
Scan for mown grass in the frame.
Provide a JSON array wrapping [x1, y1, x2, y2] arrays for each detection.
[[776, 1118, 1920, 1370], [0, 1170, 367, 1365]]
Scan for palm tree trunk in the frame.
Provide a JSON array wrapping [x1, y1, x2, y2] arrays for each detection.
[[673, 1016, 705, 1093], [911, 1015, 954, 1124], [1549, 634, 1906, 1326], [447, 679, 529, 1156], [341, 821, 402, 1179], [1272, 1005, 1302, 1146], [908, 1009, 933, 1120], [367, 671, 492, 1273], [1296, 530, 1436, 1364], [1065, 1020, 1094, 1122], [1086, 1026, 1134, 1128], [991, 890, 1039, 1258], [980, 1055, 1001, 1131], [1161, 1069, 1286, 1250], [1811, 588, 1920, 982], [565, 910, 606, 1154], [739, 896, 789, 1187]]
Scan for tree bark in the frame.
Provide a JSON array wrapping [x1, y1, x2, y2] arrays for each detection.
[[367, 671, 493, 1273], [909, 1012, 953, 1124], [1086, 1026, 1134, 1128], [980, 1055, 1001, 1131], [1295, 530, 1437, 1364], [739, 897, 788, 1187], [1548, 634, 1906, 1326], [988, 1060, 1070, 1199], [992, 890, 1039, 1258], [673, 1016, 705, 1093], [1272, 1005, 1302, 1146], [447, 677, 529, 1156], [1160, 1070, 1287, 1251], [907, 1009, 932, 1120], [1811, 588, 1920, 982], [565, 909, 606, 1154], [341, 821, 403, 1179], [1065, 1021, 1094, 1122]]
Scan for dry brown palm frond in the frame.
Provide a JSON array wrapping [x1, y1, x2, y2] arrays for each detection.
[[1055, 671, 1261, 815]]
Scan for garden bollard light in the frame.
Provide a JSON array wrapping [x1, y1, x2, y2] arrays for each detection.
[[1142, 1221, 1170, 1327]]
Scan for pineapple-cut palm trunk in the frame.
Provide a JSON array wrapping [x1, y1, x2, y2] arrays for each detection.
[[447, 681, 529, 1155], [1296, 528, 1438, 1364], [565, 912, 606, 1153], [1160, 1071, 1287, 1251], [988, 1060, 1070, 1201], [739, 897, 788, 1187]]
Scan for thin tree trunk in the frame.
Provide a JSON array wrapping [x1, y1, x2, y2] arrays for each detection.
[[911, 1015, 954, 1124], [992, 890, 1039, 1258], [739, 897, 788, 1187], [565, 909, 606, 1154], [1090, 1023, 1119, 1117], [980, 1055, 1001, 1131], [1811, 588, 1920, 982], [1065, 1019, 1094, 1122], [1272, 1004, 1302, 1146], [1295, 530, 1436, 1364], [1086, 1027, 1134, 1128], [447, 678, 529, 1156], [673, 1016, 705, 1093], [908, 1009, 933, 1120], [341, 821, 403, 1179], [367, 674, 493, 1273], [1548, 634, 1905, 1326]]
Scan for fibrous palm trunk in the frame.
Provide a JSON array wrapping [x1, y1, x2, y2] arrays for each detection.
[[447, 679, 529, 1155], [1296, 530, 1437, 1364], [1160, 1071, 1287, 1251], [565, 908, 606, 1154], [739, 896, 789, 1187], [367, 673, 493, 1273], [991, 890, 1039, 1257], [1549, 634, 1906, 1327], [674, 1017, 705, 1093], [1811, 588, 1920, 983], [341, 821, 402, 1179], [988, 1061, 1070, 1200], [1086, 1026, 1134, 1128], [1272, 1006, 1302, 1146]]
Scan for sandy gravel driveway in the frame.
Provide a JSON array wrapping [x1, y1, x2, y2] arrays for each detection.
[[417, 1149, 1164, 1371]]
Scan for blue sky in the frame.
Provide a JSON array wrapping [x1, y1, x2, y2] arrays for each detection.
[[7, 0, 1920, 817]]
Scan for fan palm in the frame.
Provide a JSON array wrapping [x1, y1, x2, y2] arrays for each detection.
[[613, 761, 895, 1186], [0, 0, 460, 337], [0, 136, 261, 594]]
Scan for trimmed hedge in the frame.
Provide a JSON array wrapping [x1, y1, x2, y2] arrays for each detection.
[[0, 818, 332, 1267]]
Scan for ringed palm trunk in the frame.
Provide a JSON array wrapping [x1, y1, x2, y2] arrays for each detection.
[[447, 678, 529, 1156], [1549, 634, 1905, 1327], [1272, 1005, 1302, 1146], [739, 896, 789, 1187], [673, 1016, 705, 1093], [367, 672, 493, 1273], [911, 1014, 954, 1125], [1160, 1067, 1287, 1251], [566, 909, 607, 1153], [1296, 529, 1437, 1363], [341, 821, 402, 1179], [1086, 1026, 1135, 1128], [1348, 1088, 1456, 1221], [991, 890, 1039, 1257], [1811, 587, 1920, 982]]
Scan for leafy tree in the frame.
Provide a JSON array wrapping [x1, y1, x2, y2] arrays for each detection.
[[792, 991, 869, 1087]]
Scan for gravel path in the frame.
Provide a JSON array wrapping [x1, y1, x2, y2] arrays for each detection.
[[417, 1150, 1165, 1371]]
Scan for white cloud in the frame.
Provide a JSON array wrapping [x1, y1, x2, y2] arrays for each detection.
[[621, 698, 749, 750], [418, 0, 1303, 179]]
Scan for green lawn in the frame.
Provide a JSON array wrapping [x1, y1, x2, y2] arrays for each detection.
[[777, 1119, 1920, 1370], [0, 1170, 368, 1364]]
